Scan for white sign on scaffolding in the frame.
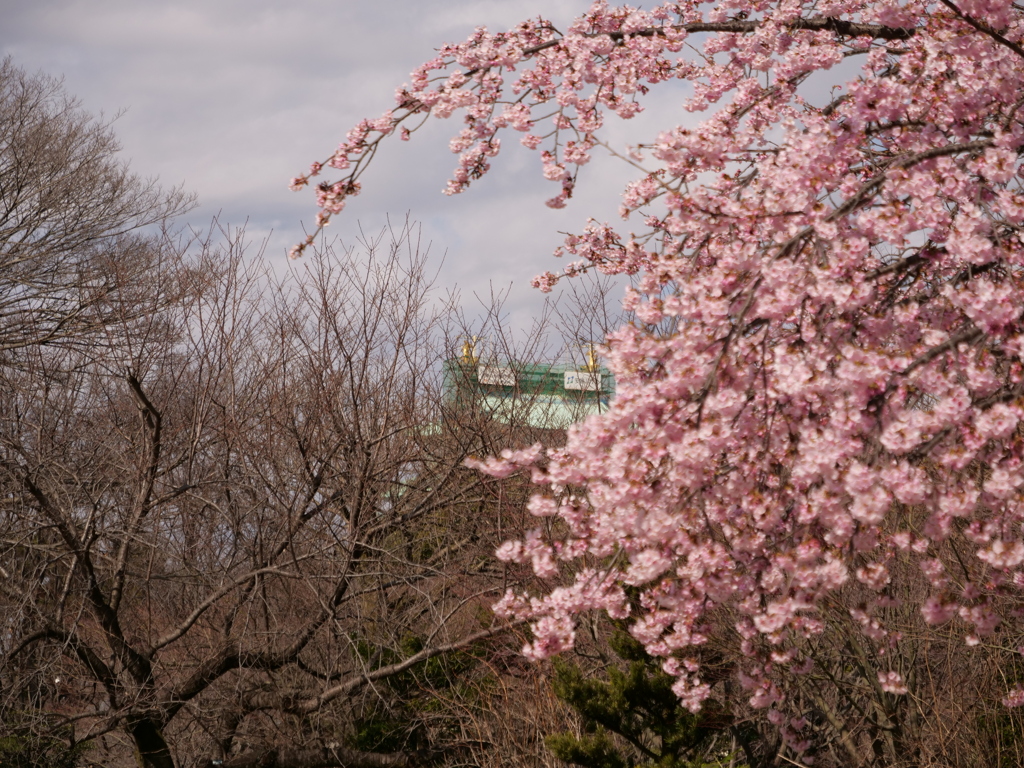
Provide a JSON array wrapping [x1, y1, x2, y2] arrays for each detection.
[[477, 365, 517, 387], [564, 370, 601, 391]]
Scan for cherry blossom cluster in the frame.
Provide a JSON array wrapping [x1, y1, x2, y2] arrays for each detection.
[[301, 0, 1024, 736]]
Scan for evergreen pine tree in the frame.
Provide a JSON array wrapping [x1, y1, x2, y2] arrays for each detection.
[[546, 632, 738, 768]]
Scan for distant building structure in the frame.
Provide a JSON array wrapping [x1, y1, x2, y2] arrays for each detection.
[[443, 341, 615, 430]]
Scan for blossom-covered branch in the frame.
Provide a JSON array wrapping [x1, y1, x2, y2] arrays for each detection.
[[300, 0, 1024, 759]]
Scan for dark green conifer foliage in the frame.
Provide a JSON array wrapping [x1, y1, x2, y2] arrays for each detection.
[[0, 715, 89, 768], [546, 631, 726, 768], [347, 633, 479, 755]]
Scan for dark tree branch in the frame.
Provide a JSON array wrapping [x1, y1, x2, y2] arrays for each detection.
[[208, 744, 445, 768]]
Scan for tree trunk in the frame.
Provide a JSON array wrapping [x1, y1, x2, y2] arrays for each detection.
[[130, 718, 176, 768]]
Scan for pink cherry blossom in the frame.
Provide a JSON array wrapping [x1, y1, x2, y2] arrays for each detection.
[[301, 0, 1024, 721], [878, 671, 909, 695]]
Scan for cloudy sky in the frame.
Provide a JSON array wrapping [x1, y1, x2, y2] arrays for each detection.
[[0, 0, 684, 334]]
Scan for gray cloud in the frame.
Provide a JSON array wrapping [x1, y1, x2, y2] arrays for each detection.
[[0, 0, 687, 334]]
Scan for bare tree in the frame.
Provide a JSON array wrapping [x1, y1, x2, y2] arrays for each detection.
[[0, 57, 193, 354], [0, 219, 573, 768], [0, 58, 588, 768]]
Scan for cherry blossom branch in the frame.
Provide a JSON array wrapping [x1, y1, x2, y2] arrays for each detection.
[[939, 0, 1024, 61], [298, 1, 1024, 744]]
